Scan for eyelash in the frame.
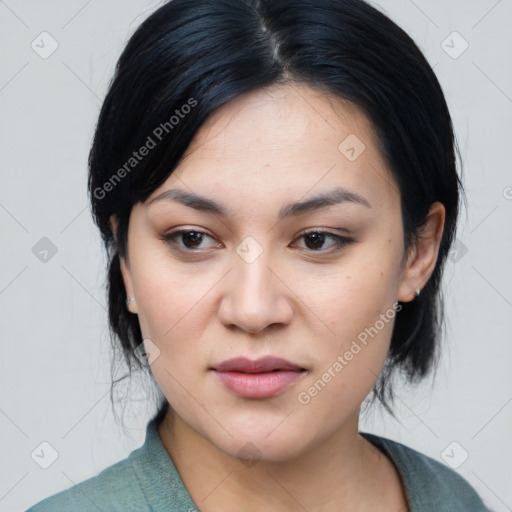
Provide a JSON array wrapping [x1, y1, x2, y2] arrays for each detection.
[[161, 228, 354, 255]]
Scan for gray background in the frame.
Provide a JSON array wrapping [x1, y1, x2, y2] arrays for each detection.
[[0, 0, 511, 510]]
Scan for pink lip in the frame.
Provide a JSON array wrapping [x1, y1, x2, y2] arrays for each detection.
[[212, 357, 306, 399]]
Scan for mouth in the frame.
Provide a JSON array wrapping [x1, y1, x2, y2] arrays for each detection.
[[211, 357, 307, 399]]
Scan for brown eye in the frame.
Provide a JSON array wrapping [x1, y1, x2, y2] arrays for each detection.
[[295, 230, 353, 252], [162, 230, 220, 251], [303, 232, 329, 250], [179, 231, 205, 249]]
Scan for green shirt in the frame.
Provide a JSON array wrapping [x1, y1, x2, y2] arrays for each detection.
[[26, 418, 491, 511]]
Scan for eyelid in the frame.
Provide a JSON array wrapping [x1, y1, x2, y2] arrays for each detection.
[[298, 227, 352, 237], [293, 228, 353, 252], [161, 227, 354, 255], [161, 228, 220, 251]]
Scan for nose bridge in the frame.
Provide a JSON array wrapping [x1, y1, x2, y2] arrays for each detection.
[[219, 237, 292, 332], [237, 248, 273, 299]]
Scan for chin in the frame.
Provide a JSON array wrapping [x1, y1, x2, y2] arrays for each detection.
[[203, 419, 317, 464], [221, 435, 309, 464]]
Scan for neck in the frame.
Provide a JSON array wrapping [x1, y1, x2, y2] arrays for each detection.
[[158, 407, 397, 512]]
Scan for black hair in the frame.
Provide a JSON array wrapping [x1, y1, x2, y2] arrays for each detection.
[[88, 0, 464, 420]]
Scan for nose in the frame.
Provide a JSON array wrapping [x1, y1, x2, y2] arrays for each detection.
[[216, 247, 294, 334]]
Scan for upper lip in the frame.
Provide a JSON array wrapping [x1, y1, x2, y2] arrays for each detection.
[[212, 357, 304, 373]]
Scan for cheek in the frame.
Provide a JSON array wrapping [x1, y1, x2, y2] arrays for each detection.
[[295, 252, 402, 407], [131, 252, 216, 364], [306, 256, 401, 343], [295, 286, 400, 431], [137, 281, 203, 343], [134, 268, 211, 412]]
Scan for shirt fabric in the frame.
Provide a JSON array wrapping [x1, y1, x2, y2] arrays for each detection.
[[26, 417, 491, 512]]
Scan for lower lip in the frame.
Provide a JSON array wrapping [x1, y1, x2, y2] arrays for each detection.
[[214, 370, 304, 399]]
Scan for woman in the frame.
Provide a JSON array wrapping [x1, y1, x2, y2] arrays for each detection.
[[27, 0, 491, 510]]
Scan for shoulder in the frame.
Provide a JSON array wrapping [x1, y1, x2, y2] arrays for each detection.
[[25, 444, 150, 512], [360, 432, 491, 512], [25, 417, 197, 512]]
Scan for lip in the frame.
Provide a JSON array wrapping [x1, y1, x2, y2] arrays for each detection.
[[214, 356, 303, 373], [211, 357, 306, 399]]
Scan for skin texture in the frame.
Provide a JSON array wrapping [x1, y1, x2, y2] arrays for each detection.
[[111, 83, 445, 511]]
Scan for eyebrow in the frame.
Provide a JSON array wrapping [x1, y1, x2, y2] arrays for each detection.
[[147, 186, 371, 220]]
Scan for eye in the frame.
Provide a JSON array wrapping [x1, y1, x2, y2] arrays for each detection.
[[162, 229, 221, 251], [161, 228, 354, 254], [294, 230, 353, 252]]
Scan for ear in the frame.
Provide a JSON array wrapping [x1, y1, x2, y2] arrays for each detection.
[[398, 202, 445, 303], [110, 214, 138, 314]]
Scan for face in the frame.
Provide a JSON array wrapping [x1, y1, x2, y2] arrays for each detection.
[[115, 84, 438, 462]]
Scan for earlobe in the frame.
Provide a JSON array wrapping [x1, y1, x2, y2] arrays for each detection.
[[110, 214, 138, 314], [119, 246, 138, 315], [398, 202, 445, 302]]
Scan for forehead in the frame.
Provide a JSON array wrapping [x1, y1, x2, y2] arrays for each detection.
[[184, 84, 377, 156], [155, 84, 399, 215]]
